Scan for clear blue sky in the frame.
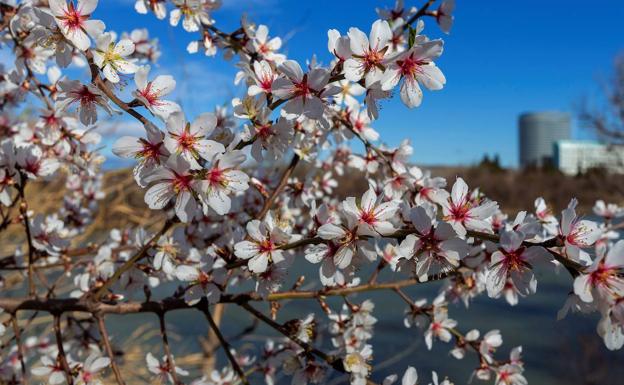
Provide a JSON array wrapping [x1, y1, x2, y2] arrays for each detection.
[[96, 0, 624, 167]]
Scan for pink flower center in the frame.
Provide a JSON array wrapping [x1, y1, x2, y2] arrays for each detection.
[[138, 139, 163, 162], [172, 173, 192, 193], [60, 2, 87, 30], [176, 131, 198, 151], [501, 247, 528, 272], [359, 210, 377, 225], [294, 75, 311, 98], [397, 55, 428, 77], [71, 86, 98, 107], [258, 239, 275, 253], [207, 167, 226, 186], [139, 82, 163, 106], [448, 202, 471, 223]]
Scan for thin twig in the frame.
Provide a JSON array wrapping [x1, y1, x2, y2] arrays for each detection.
[[158, 313, 181, 385], [11, 315, 28, 385], [198, 303, 249, 385], [53, 315, 74, 385], [95, 314, 126, 385]]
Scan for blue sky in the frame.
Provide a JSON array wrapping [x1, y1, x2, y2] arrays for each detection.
[[95, 0, 624, 167]]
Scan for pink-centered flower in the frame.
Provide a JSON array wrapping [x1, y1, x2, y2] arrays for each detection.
[[234, 216, 290, 274], [486, 230, 546, 299], [143, 156, 201, 223], [383, 40, 446, 108], [343, 20, 393, 86], [133, 65, 180, 120], [342, 188, 399, 237], [164, 111, 225, 170], [574, 240, 624, 303], [199, 150, 250, 215], [272, 60, 338, 120], [560, 198, 601, 264], [432, 177, 498, 237], [49, 0, 105, 51]]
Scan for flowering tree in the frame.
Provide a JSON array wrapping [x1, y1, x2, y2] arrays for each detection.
[[0, 1, 623, 385]]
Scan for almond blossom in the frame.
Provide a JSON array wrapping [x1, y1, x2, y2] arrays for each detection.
[[382, 40, 446, 108], [248, 60, 277, 96], [56, 79, 113, 125], [48, 0, 105, 51], [175, 250, 226, 305], [398, 206, 467, 281], [486, 230, 546, 299], [112, 123, 169, 187], [234, 216, 290, 273], [436, 0, 456, 34], [76, 352, 110, 385], [250, 25, 285, 63], [272, 60, 338, 120], [31, 356, 67, 385], [133, 65, 180, 120], [146, 352, 189, 384], [344, 20, 394, 86], [573, 240, 624, 303], [144, 156, 201, 223], [135, 0, 167, 20], [164, 111, 225, 170], [432, 177, 498, 237], [92, 33, 138, 83], [170, 0, 212, 32], [199, 150, 250, 215], [342, 188, 399, 236], [424, 307, 457, 350], [560, 198, 601, 264]]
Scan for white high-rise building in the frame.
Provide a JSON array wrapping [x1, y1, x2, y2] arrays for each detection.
[[553, 140, 624, 175]]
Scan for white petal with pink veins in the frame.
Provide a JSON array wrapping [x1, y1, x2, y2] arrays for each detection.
[[112, 136, 143, 158], [606, 240, 624, 267], [333, 246, 353, 269], [234, 240, 260, 260], [152, 75, 176, 96], [175, 265, 199, 281], [134, 65, 149, 90], [48, 0, 67, 16], [144, 182, 173, 209], [103, 64, 120, 83], [343, 57, 365, 82], [174, 190, 197, 223], [573, 273, 593, 302], [248, 254, 269, 273], [245, 220, 265, 242], [114, 58, 138, 74], [369, 19, 392, 50], [347, 27, 369, 56], [278, 60, 304, 82], [191, 112, 218, 136], [78, 0, 99, 15], [318, 223, 346, 240]]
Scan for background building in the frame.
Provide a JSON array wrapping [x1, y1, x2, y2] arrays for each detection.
[[518, 111, 571, 168], [554, 140, 624, 175]]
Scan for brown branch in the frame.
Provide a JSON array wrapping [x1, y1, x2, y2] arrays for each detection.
[[240, 302, 346, 372], [198, 303, 249, 385], [53, 315, 74, 385], [158, 313, 181, 385], [11, 316, 28, 385], [256, 154, 300, 219], [95, 314, 126, 385]]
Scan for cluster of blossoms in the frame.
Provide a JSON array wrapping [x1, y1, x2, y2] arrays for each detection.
[[0, 1, 622, 385]]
